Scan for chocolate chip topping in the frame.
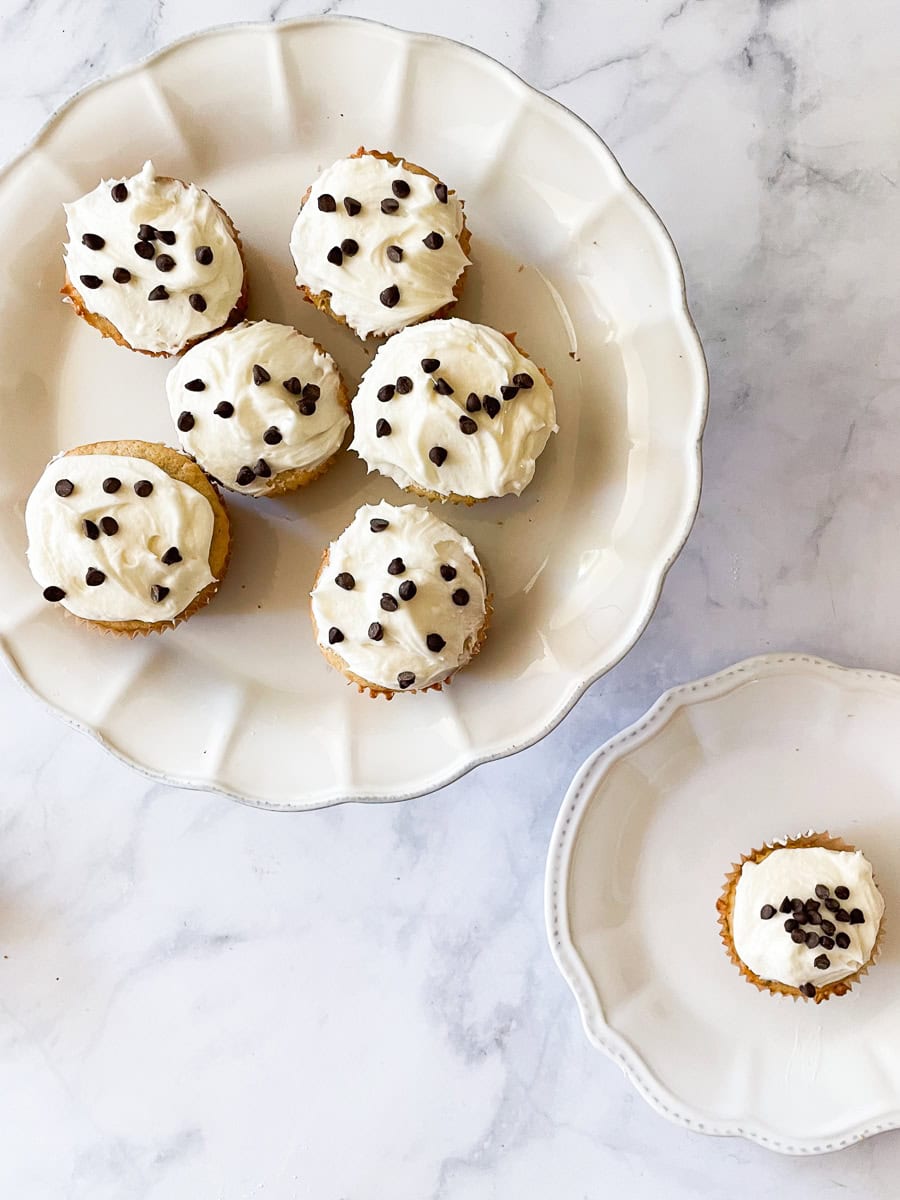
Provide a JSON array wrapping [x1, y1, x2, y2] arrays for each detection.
[[429, 446, 447, 467], [396, 376, 413, 394], [423, 231, 444, 250], [814, 954, 831, 970], [157, 230, 176, 246], [111, 182, 128, 202], [195, 245, 214, 264], [135, 241, 155, 260], [112, 267, 131, 284], [397, 671, 416, 690], [282, 377, 302, 395], [421, 358, 439, 373], [328, 627, 344, 644], [824, 898, 839, 912], [465, 393, 482, 413], [82, 519, 99, 540], [376, 419, 392, 438], [335, 572, 355, 591], [82, 233, 105, 251], [235, 466, 256, 487], [344, 197, 361, 216], [836, 908, 851, 923], [381, 197, 400, 214], [820, 919, 836, 935], [799, 982, 816, 998], [434, 182, 448, 203], [380, 284, 400, 308], [214, 401, 235, 418], [760, 904, 776, 920], [161, 547, 182, 565], [254, 458, 271, 478], [298, 399, 317, 417], [148, 285, 169, 301], [43, 586, 65, 602], [134, 480, 153, 496], [263, 426, 282, 445], [426, 633, 446, 653], [327, 246, 344, 266], [341, 238, 359, 256], [380, 593, 398, 612], [850, 908, 865, 924], [302, 383, 320, 402], [459, 415, 478, 435], [835, 885, 850, 900], [150, 584, 169, 603], [80, 274, 102, 290], [370, 518, 389, 532], [391, 179, 411, 198], [513, 372, 534, 389], [806, 930, 821, 948], [835, 931, 851, 949], [387, 245, 403, 263], [819, 936, 835, 950], [398, 580, 417, 601], [784, 918, 798, 932], [85, 568, 106, 587], [138, 225, 157, 242], [177, 411, 195, 432], [790, 928, 806, 944], [189, 293, 207, 312], [501, 385, 519, 401], [54, 478, 74, 497], [252, 364, 270, 386], [452, 589, 470, 606], [433, 377, 454, 395], [483, 396, 501, 419], [377, 384, 396, 402], [185, 379, 206, 392], [317, 193, 336, 212], [99, 516, 118, 536], [440, 564, 457, 581], [387, 558, 405, 576], [102, 476, 121, 494], [155, 254, 175, 273], [779, 896, 791, 913], [368, 622, 384, 641]]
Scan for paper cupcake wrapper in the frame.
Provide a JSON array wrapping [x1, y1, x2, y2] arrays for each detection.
[[716, 831, 885, 1004]]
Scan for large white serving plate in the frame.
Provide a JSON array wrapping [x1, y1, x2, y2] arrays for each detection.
[[546, 654, 900, 1153], [0, 18, 707, 809]]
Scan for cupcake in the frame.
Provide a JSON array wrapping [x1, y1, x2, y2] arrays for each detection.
[[350, 318, 557, 503], [290, 147, 470, 339], [25, 440, 231, 636], [717, 833, 885, 1003], [166, 320, 350, 496], [61, 161, 248, 356], [310, 501, 490, 697]]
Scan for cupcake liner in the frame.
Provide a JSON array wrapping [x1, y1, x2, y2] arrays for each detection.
[[716, 831, 885, 1004]]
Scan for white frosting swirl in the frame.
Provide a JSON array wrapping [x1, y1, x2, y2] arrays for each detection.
[[166, 321, 349, 496], [310, 502, 487, 692], [25, 453, 217, 623], [350, 319, 557, 500], [290, 152, 469, 338], [732, 847, 884, 990], [63, 161, 244, 355]]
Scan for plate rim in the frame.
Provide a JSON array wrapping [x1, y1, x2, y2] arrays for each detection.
[[545, 651, 900, 1154], [0, 15, 709, 811]]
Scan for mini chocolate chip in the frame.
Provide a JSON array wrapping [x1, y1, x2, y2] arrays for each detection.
[[434, 182, 448, 203], [815, 884, 830, 898], [779, 896, 792, 914], [161, 547, 182, 565], [370, 519, 389, 532], [806, 910, 822, 925], [806, 899, 820, 911], [806, 931, 821, 948], [452, 588, 470, 606], [85, 568, 105, 587], [82, 233, 105, 250], [387, 558, 405, 576], [784, 918, 798, 932], [421, 358, 440, 373], [380, 593, 398, 612], [466, 393, 482, 413], [189, 293, 207, 312], [54, 478, 74, 497], [302, 383, 320, 402], [824, 898, 839, 911], [799, 982, 816, 998], [433, 377, 453, 396], [112, 267, 131, 283], [111, 182, 128, 202], [236, 466, 256, 487], [327, 246, 344, 266], [835, 885, 850, 900], [328, 627, 344, 644], [214, 401, 234, 418], [850, 908, 865, 924], [341, 238, 359, 256], [155, 254, 175, 272], [102, 476, 121, 494], [80, 274, 102, 289], [819, 936, 835, 950], [429, 446, 447, 467], [440, 564, 457, 581], [790, 928, 806, 944], [317, 193, 336, 212], [791, 898, 803, 910], [396, 376, 413, 394], [399, 580, 417, 601], [252, 364, 270, 385], [376, 419, 392, 438], [501, 385, 519, 400], [344, 197, 361, 216], [82, 519, 99, 540], [761, 905, 777, 920], [387, 245, 403, 263], [157, 230, 176, 245], [148, 285, 169, 301], [263, 426, 282, 445], [814, 954, 830, 970], [253, 457, 271, 479], [836, 908, 851, 922], [483, 396, 501, 419], [377, 384, 396, 402], [195, 245, 213, 265], [283, 377, 302, 395], [138, 224, 157, 242], [43, 586, 65, 602], [177, 411, 195, 432], [150, 584, 169, 603], [135, 241, 155, 260], [835, 931, 851, 949], [397, 671, 416, 690], [426, 633, 446, 653], [335, 572, 355, 591], [368, 622, 384, 641], [423, 231, 444, 250], [512, 372, 534, 389], [99, 516, 118, 536], [298, 399, 317, 416], [459, 415, 478, 435], [381, 197, 400, 214], [380, 284, 400, 307], [392, 179, 411, 198], [134, 480, 153, 496], [820, 919, 836, 935]]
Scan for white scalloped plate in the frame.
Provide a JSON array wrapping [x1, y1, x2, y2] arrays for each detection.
[[546, 654, 900, 1154], [0, 18, 707, 809]]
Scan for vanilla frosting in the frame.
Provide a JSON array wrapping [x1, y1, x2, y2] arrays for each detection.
[[732, 846, 884, 991], [310, 502, 487, 692], [26, 453, 217, 623], [290, 152, 469, 338], [166, 320, 349, 495], [63, 161, 244, 355], [350, 318, 557, 500]]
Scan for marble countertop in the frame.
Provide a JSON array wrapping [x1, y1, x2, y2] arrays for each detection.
[[2, 1, 898, 1195]]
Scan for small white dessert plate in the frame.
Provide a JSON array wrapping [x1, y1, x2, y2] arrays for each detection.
[[546, 654, 900, 1154], [0, 18, 706, 809]]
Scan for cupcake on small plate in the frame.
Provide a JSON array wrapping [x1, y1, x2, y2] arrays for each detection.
[[310, 501, 490, 698], [350, 318, 557, 503], [62, 161, 248, 356], [25, 440, 231, 636], [717, 832, 885, 1003], [166, 320, 350, 496], [290, 147, 470, 339]]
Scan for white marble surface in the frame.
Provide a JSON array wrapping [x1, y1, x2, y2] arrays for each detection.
[[1, 0, 899, 1194]]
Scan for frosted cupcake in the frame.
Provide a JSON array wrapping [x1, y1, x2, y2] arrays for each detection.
[[62, 161, 247, 356], [350, 318, 557, 503], [717, 833, 885, 1003], [310, 501, 490, 697], [166, 320, 350, 496], [290, 147, 470, 339], [25, 440, 231, 635]]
